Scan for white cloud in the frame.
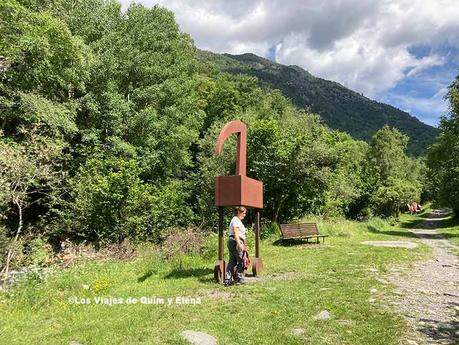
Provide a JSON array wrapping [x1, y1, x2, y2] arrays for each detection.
[[406, 55, 445, 78], [121, 0, 459, 110], [120, 0, 459, 97], [274, 31, 416, 96], [381, 86, 449, 126]]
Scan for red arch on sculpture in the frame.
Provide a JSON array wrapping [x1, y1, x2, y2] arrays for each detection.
[[214, 120, 247, 176]]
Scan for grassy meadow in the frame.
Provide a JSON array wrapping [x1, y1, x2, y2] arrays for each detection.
[[0, 211, 435, 345]]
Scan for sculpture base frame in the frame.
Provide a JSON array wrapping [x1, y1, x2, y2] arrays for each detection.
[[214, 207, 263, 283]]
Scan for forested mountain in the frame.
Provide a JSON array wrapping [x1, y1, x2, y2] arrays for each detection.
[[198, 51, 438, 156]]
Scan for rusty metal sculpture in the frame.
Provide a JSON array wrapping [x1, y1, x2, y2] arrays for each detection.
[[213, 120, 263, 283]]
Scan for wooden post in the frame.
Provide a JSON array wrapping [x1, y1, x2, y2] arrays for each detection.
[[252, 208, 263, 276], [255, 208, 260, 257], [214, 207, 225, 283], [218, 207, 224, 261]]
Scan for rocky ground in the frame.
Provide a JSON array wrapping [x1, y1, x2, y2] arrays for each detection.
[[386, 209, 459, 344]]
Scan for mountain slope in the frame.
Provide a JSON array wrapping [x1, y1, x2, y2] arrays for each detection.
[[198, 50, 438, 156]]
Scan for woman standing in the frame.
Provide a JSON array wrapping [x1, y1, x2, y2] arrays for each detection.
[[224, 206, 247, 286]]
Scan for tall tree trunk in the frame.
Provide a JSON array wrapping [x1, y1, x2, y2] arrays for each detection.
[[273, 197, 285, 224], [1, 199, 23, 279]]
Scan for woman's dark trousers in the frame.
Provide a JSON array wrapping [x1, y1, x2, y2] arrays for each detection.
[[225, 238, 244, 282]]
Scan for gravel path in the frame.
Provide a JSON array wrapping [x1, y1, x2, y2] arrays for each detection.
[[386, 209, 459, 344]]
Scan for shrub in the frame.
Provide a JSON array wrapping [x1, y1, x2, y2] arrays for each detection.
[[366, 217, 388, 233], [23, 237, 53, 267], [200, 232, 219, 260], [68, 156, 194, 243], [159, 228, 208, 261], [260, 222, 281, 239]]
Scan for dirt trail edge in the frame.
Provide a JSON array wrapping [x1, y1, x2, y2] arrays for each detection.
[[386, 209, 459, 344]]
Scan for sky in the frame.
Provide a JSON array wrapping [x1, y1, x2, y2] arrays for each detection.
[[121, 0, 459, 127]]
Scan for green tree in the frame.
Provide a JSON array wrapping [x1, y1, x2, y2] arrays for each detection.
[[0, 0, 91, 140], [325, 132, 368, 218], [0, 0, 92, 273], [0, 0, 91, 102], [427, 74, 459, 213], [68, 155, 194, 243], [72, 3, 204, 181], [247, 114, 336, 222], [193, 106, 355, 224], [0, 126, 66, 276], [364, 125, 421, 217]]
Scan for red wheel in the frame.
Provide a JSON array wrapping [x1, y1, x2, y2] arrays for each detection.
[[214, 260, 225, 283], [252, 258, 263, 277], [214, 265, 223, 283]]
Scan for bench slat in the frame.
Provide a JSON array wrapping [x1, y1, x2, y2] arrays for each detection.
[[280, 223, 328, 243], [284, 235, 328, 240]]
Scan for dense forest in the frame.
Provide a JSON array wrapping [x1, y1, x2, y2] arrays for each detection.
[[0, 0, 457, 272]]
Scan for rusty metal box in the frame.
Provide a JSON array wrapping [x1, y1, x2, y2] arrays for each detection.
[[215, 175, 263, 209]]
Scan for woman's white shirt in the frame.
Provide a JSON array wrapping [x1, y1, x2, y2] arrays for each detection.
[[228, 216, 246, 240]]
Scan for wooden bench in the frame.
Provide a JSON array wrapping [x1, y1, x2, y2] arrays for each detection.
[[279, 223, 328, 244]]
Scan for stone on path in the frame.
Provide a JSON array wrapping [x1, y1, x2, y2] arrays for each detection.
[[239, 272, 299, 284], [337, 320, 352, 326], [292, 328, 305, 336], [181, 330, 217, 345], [361, 241, 418, 249], [243, 276, 261, 283], [198, 288, 234, 300], [314, 310, 331, 320], [69, 342, 83, 345]]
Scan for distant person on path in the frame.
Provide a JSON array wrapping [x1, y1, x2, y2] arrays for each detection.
[[410, 202, 418, 214], [224, 206, 247, 286]]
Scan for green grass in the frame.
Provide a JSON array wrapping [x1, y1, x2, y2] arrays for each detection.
[[398, 204, 459, 251], [436, 212, 459, 249], [397, 203, 433, 229], [0, 217, 432, 345]]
